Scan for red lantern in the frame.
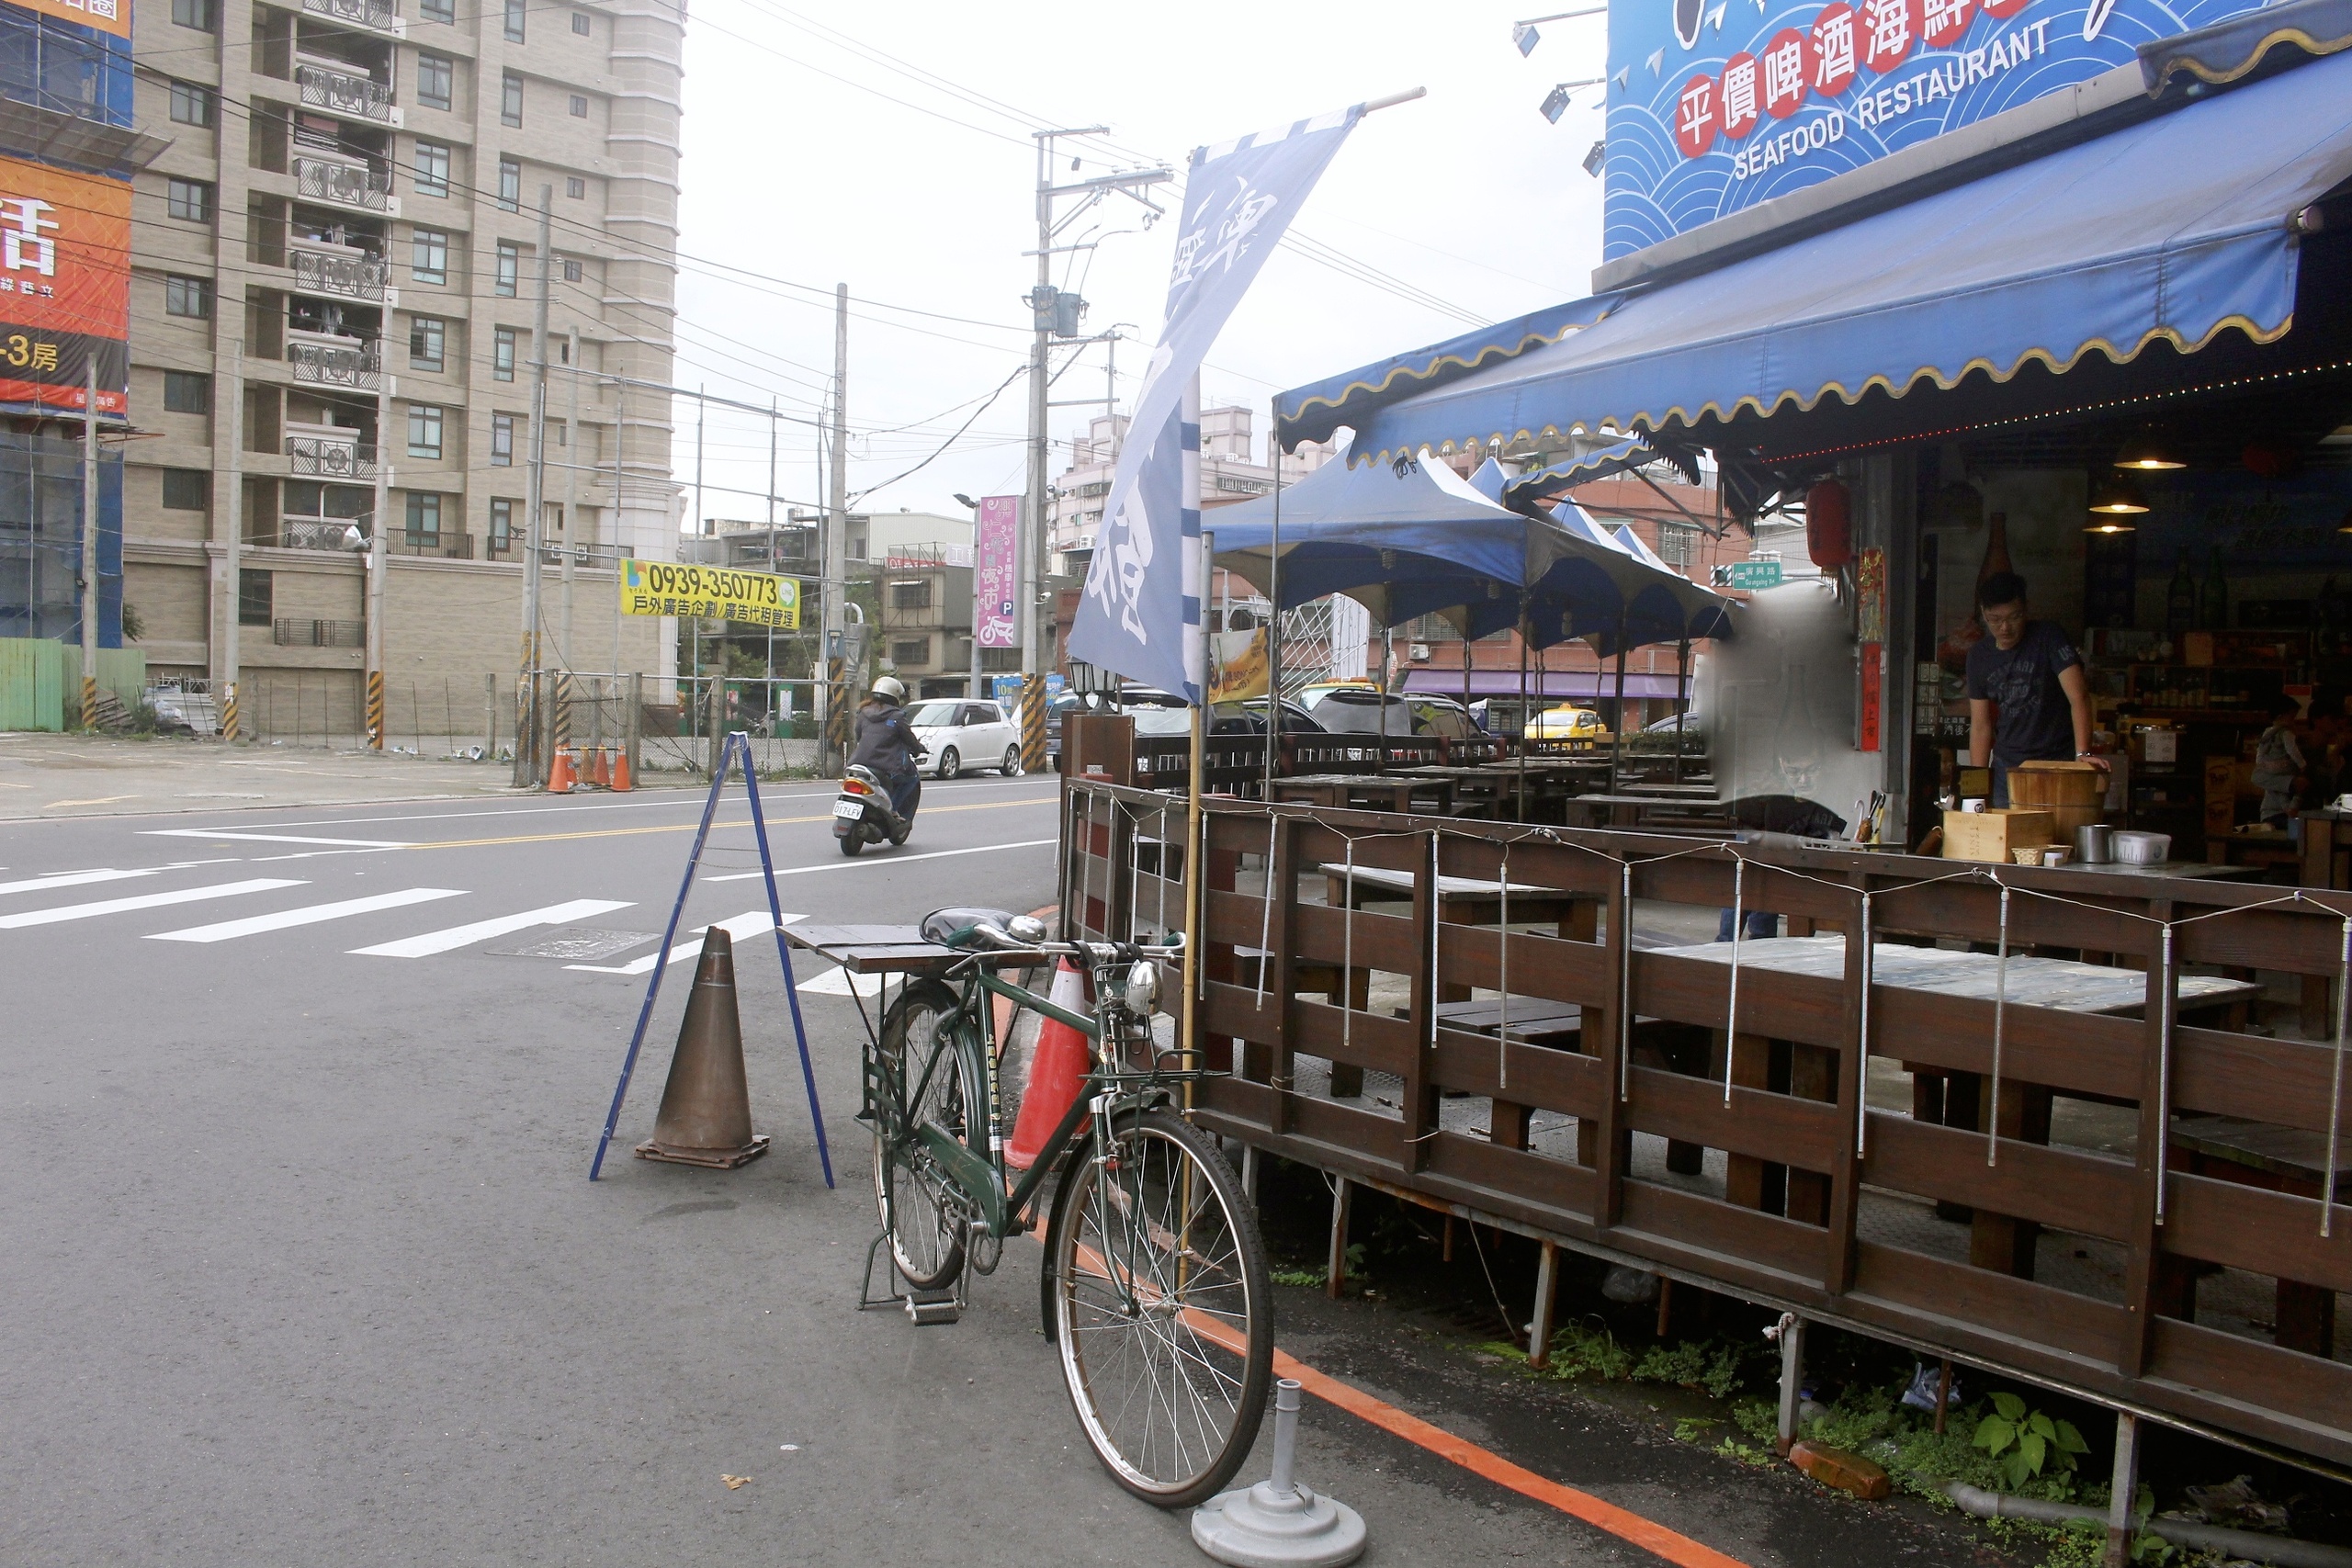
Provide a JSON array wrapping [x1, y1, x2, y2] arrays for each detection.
[[1806, 478, 1853, 570]]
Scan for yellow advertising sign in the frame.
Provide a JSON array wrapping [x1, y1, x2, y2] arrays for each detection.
[[620, 558, 799, 628], [1208, 627, 1269, 703]]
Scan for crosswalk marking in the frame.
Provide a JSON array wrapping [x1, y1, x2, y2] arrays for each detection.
[[0, 868, 154, 898], [0, 878, 308, 930], [147, 887, 466, 944], [565, 909, 789, 976], [349, 898, 637, 958], [141, 829, 413, 848], [796, 965, 887, 998]]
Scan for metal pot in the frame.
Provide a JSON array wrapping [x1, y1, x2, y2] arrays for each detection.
[[2075, 823, 2114, 864]]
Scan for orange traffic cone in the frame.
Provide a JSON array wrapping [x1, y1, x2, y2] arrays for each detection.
[[588, 746, 611, 787], [547, 745, 575, 794], [1006, 960, 1093, 1170], [636, 926, 770, 1168], [609, 746, 633, 792]]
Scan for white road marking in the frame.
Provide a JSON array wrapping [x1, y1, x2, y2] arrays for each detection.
[[147, 887, 467, 943], [0, 868, 153, 898], [795, 965, 888, 998], [141, 829, 414, 848], [0, 879, 308, 930], [565, 910, 791, 975], [349, 898, 637, 958], [704, 838, 1058, 882]]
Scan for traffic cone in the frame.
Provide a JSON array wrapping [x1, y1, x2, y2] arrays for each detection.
[[1006, 960, 1092, 1171], [547, 746, 576, 794], [636, 927, 770, 1168], [609, 747, 633, 792], [588, 746, 611, 787]]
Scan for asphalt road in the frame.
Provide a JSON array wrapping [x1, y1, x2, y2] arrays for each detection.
[[0, 775, 1996, 1566]]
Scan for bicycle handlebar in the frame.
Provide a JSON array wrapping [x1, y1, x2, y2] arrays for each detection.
[[961, 923, 1183, 966]]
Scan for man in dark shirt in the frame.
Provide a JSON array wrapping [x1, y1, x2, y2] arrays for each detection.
[[1965, 571, 2107, 805]]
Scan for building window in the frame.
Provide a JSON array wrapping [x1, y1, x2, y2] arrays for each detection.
[[497, 158, 520, 212], [171, 0, 215, 30], [490, 497, 514, 551], [238, 569, 272, 626], [503, 0, 526, 39], [565, 176, 585, 199], [568, 94, 587, 118], [166, 177, 212, 223], [411, 227, 448, 284], [164, 275, 211, 318], [500, 72, 523, 127], [494, 242, 518, 298], [412, 140, 449, 197], [163, 370, 210, 412], [416, 53, 452, 111], [407, 404, 443, 459], [405, 492, 442, 544], [161, 468, 208, 509], [891, 638, 929, 667], [409, 316, 445, 371], [490, 412, 514, 466], [492, 325, 515, 381], [168, 81, 213, 126], [571, 9, 590, 33], [561, 257, 582, 282], [888, 579, 933, 610], [418, 0, 453, 20]]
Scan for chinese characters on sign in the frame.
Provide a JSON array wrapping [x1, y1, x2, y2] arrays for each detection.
[[974, 495, 1019, 649], [11, 0, 128, 37], [619, 559, 800, 628], [0, 159, 130, 415]]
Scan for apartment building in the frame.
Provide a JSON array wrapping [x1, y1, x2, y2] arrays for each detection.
[[1046, 407, 1334, 577], [124, 0, 684, 734]]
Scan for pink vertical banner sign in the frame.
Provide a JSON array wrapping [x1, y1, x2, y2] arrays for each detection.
[[976, 495, 1020, 649]]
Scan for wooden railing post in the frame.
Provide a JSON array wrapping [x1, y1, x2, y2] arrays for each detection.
[[2119, 897, 2177, 1376], [1402, 829, 1440, 1172], [1270, 815, 1301, 1136], [1826, 872, 1871, 1294], [1590, 852, 1634, 1229]]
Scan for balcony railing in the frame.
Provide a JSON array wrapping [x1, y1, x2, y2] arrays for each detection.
[[286, 435, 378, 479], [275, 616, 367, 648], [280, 516, 368, 551], [293, 155, 394, 212], [299, 0, 402, 34], [288, 337, 382, 391], [289, 247, 390, 301], [394, 532, 473, 559], [294, 62, 397, 123]]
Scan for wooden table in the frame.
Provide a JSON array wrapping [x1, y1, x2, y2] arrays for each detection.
[[2166, 1114, 2349, 1357], [1392, 764, 1513, 818], [2298, 809, 2352, 1034], [1272, 773, 1452, 815], [1559, 792, 1736, 831]]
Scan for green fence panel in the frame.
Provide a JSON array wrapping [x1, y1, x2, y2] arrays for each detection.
[[0, 637, 67, 731]]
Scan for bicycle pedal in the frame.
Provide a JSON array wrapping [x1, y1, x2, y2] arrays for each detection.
[[902, 1289, 961, 1325]]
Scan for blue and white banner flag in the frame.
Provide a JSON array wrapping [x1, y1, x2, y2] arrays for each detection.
[[1068, 104, 1364, 703]]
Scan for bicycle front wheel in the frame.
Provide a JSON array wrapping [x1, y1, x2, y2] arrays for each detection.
[[1050, 1108, 1272, 1508], [872, 979, 974, 1291]]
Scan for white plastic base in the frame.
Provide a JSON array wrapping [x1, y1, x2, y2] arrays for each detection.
[[1191, 1478, 1367, 1568]]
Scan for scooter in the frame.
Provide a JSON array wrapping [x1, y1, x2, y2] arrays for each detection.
[[832, 763, 917, 857]]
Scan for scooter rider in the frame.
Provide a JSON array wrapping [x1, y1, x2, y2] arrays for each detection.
[[849, 675, 927, 825]]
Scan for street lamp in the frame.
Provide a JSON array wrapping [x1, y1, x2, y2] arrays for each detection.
[[1542, 77, 1605, 123], [1513, 5, 1604, 53]]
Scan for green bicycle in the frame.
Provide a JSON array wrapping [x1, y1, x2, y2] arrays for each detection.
[[864, 909, 1273, 1508]]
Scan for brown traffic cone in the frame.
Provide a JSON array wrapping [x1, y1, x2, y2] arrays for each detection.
[[635, 926, 769, 1168], [609, 746, 633, 792], [547, 746, 575, 794], [588, 746, 611, 787]]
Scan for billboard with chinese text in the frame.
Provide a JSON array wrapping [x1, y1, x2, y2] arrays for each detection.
[[6, 0, 128, 39], [0, 155, 128, 414], [1603, 0, 2269, 259], [975, 494, 1019, 649]]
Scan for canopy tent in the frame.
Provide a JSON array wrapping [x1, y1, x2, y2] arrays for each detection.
[[1273, 48, 2352, 464]]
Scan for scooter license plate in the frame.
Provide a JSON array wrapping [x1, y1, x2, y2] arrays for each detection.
[[832, 799, 865, 820]]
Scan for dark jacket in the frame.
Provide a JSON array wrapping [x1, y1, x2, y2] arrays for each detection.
[[850, 699, 926, 776]]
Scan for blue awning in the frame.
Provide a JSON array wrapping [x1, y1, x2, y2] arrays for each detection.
[[1499, 436, 1657, 507], [1285, 51, 2352, 464]]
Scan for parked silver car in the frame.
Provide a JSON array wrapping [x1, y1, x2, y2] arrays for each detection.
[[905, 698, 1023, 780]]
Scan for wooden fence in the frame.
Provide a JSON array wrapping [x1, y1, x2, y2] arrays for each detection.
[[1060, 779, 2352, 1469]]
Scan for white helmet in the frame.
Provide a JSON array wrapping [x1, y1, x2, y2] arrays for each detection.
[[869, 675, 906, 704]]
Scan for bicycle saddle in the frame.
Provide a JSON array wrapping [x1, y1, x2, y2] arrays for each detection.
[[921, 908, 1021, 949]]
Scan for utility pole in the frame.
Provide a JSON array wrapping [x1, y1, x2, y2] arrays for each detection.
[[560, 328, 579, 670], [765, 393, 777, 690], [78, 354, 96, 730], [820, 283, 848, 771], [511, 186, 553, 784], [221, 340, 243, 739]]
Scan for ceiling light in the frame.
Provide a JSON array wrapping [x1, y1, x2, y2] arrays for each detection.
[[2087, 473, 2150, 514], [2113, 427, 2185, 469], [2083, 516, 2137, 535], [2338, 505, 2352, 535]]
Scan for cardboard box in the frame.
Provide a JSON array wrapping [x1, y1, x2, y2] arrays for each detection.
[[1943, 807, 2056, 863]]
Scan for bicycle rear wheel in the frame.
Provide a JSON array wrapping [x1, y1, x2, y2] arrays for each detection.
[[872, 979, 974, 1291], [1050, 1108, 1272, 1509]]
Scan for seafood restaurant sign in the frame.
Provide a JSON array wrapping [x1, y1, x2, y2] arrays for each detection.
[[1602, 0, 2268, 258]]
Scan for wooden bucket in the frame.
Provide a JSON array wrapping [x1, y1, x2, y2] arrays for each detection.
[[2007, 760, 2106, 838]]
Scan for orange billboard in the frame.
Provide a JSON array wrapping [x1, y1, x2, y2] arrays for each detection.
[[0, 156, 129, 414], [9, 0, 129, 39]]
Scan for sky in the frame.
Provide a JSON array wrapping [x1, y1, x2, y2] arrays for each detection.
[[666, 0, 1615, 536]]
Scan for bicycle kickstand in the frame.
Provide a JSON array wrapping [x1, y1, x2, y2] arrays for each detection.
[[856, 1230, 965, 1325]]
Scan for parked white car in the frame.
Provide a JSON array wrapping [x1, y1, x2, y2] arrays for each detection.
[[905, 698, 1023, 780]]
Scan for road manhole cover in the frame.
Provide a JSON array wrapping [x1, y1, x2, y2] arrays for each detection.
[[491, 927, 660, 961]]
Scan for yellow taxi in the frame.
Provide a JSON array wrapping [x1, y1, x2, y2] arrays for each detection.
[[1523, 705, 1611, 747]]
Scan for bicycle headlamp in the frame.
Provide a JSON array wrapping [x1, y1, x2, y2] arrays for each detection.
[[1123, 959, 1160, 1017]]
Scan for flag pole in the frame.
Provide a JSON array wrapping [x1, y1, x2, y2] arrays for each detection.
[[1182, 374, 1207, 1083]]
